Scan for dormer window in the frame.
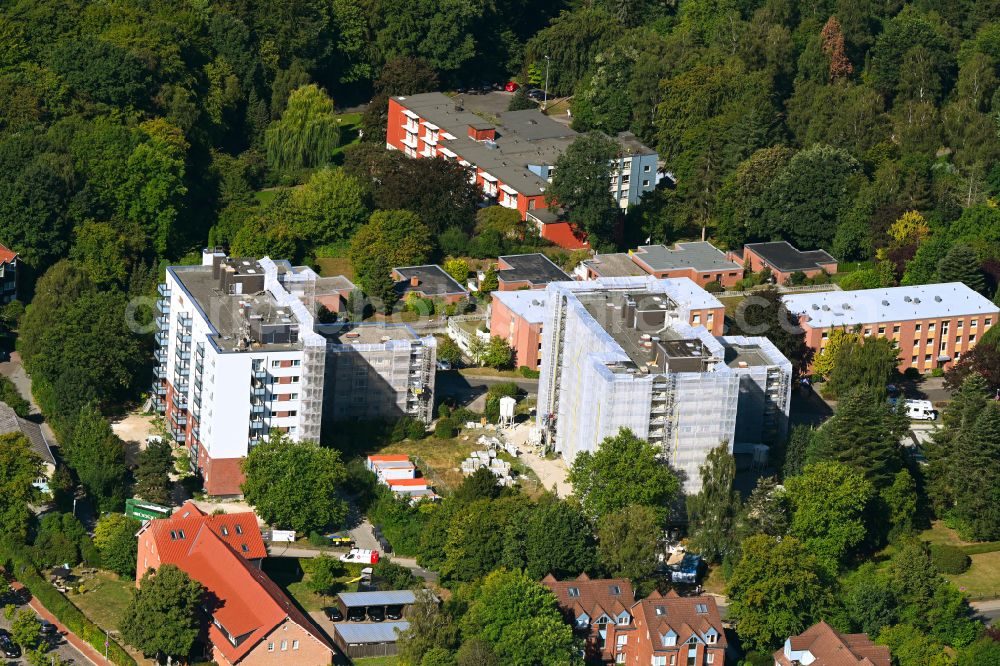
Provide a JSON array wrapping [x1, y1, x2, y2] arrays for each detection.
[[596, 615, 612, 625], [567, 587, 580, 598], [662, 633, 677, 647], [706, 631, 718, 644], [575, 615, 589, 628], [687, 635, 700, 644], [617, 612, 630, 625]]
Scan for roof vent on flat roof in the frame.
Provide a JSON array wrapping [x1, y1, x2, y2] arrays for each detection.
[[882, 300, 890, 306], [821, 305, 830, 311], [935, 295, 942, 302], [843, 303, 851, 310], [811, 304, 820, 310], [913, 297, 921, 304], [904, 295, 912, 302]]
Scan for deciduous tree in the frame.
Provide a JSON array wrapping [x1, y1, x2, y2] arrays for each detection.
[[727, 535, 835, 652], [121, 565, 203, 662], [241, 434, 348, 534], [0, 432, 42, 542], [264, 84, 340, 171], [596, 504, 660, 582], [547, 132, 618, 250], [94, 513, 142, 578], [460, 569, 575, 666], [569, 428, 680, 522]]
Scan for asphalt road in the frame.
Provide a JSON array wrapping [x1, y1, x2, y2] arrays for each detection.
[[435, 370, 538, 408], [972, 599, 1000, 626], [0, 599, 93, 666]]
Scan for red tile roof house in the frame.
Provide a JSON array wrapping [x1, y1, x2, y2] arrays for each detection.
[[623, 590, 727, 666], [136, 502, 335, 665], [542, 574, 636, 663], [0, 243, 18, 304], [774, 622, 890, 666], [542, 576, 729, 666]]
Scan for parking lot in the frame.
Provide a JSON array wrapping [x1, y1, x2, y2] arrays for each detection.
[[0, 600, 91, 665]]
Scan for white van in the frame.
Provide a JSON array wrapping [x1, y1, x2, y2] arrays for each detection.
[[904, 399, 937, 421]]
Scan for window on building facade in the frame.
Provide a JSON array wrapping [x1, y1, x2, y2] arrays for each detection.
[[267, 643, 274, 652], [280, 640, 287, 651], [893, 325, 900, 333], [292, 640, 299, 650], [617, 635, 628, 646]]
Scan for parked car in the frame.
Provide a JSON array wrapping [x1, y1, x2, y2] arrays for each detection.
[[386, 605, 404, 620], [347, 607, 366, 622], [0, 630, 20, 658], [504, 81, 519, 92], [39, 620, 57, 637], [527, 88, 545, 101], [436, 360, 452, 371], [325, 607, 343, 622], [367, 606, 385, 622]]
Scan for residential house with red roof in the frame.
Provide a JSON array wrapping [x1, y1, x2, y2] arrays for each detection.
[[0, 244, 18, 304], [774, 622, 890, 666], [625, 590, 727, 666], [136, 502, 335, 665], [542, 573, 636, 663]]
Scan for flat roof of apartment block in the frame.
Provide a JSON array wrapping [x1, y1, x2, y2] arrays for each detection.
[[393, 264, 468, 297], [744, 241, 837, 272], [170, 265, 304, 352], [783, 282, 998, 328], [632, 242, 742, 273], [319, 322, 424, 346], [497, 253, 571, 286], [583, 252, 649, 278]]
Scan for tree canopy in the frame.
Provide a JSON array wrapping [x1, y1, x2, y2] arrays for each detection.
[[241, 434, 348, 533], [122, 565, 204, 662]]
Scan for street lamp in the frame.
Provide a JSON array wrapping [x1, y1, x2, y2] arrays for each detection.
[[543, 55, 551, 111]]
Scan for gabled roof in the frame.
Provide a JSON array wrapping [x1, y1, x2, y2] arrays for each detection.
[[0, 402, 55, 465], [633, 590, 727, 651], [775, 621, 890, 666], [141, 502, 332, 664], [0, 244, 17, 264], [541, 573, 634, 622]]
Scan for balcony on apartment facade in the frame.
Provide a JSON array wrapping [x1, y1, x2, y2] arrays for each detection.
[[157, 283, 171, 297]]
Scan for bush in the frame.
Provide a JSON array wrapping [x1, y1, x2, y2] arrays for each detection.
[[434, 419, 457, 439], [931, 367, 944, 377], [308, 531, 328, 547], [704, 281, 724, 293], [930, 544, 972, 574], [391, 417, 427, 442], [518, 366, 540, 379], [373, 558, 420, 589]]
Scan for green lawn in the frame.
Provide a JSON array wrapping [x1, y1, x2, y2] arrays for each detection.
[[69, 570, 134, 632], [315, 256, 354, 280], [331, 112, 363, 164], [353, 657, 398, 666], [945, 551, 1000, 600], [262, 557, 364, 612], [918, 521, 1000, 600]]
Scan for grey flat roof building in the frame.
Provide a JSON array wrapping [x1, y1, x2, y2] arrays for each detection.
[[631, 242, 742, 274], [393, 265, 468, 298], [497, 253, 570, 287], [743, 241, 838, 273], [583, 252, 649, 278]]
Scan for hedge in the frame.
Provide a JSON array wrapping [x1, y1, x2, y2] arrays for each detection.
[[930, 544, 972, 575], [0, 540, 136, 666], [960, 541, 1000, 556]]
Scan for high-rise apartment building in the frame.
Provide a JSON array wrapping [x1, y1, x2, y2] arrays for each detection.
[[152, 250, 435, 495], [536, 277, 790, 493]]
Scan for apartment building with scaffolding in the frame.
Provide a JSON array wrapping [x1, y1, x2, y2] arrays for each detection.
[[152, 251, 435, 495], [536, 277, 790, 493], [321, 323, 436, 424]]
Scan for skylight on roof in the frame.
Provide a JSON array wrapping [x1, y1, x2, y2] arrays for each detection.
[[610, 585, 621, 595], [695, 603, 708, 614], [655, 606, 666, 616], [567, 587, 580, 597]]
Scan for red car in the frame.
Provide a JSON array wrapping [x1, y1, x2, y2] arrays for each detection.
[[504, 81, 520, 92]]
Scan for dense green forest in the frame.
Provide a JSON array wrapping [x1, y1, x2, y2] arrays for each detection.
[[2, 0, 1000, 280]]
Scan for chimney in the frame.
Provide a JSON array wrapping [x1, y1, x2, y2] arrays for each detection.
[[410, 275, 420, 287]]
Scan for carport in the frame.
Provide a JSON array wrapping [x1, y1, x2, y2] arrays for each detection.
[[336, 590, 418, 619], [333, 621, 410, 659]]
